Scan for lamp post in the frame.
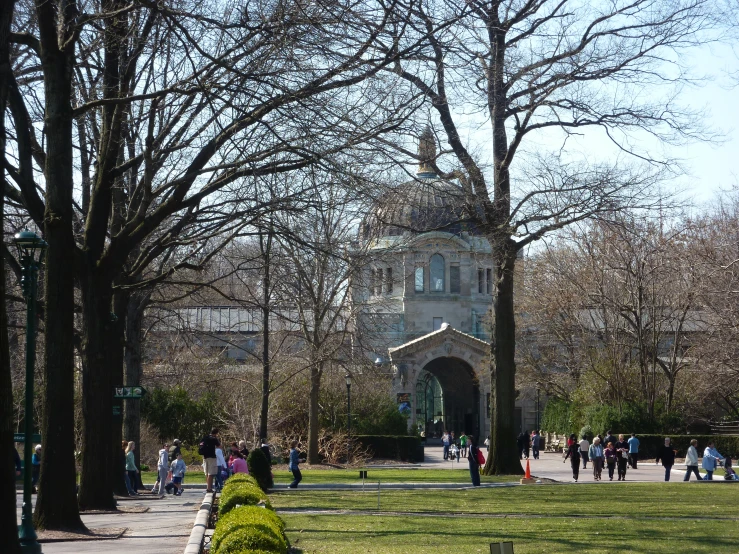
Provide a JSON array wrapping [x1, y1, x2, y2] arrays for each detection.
[[14, 229, 46, 554], [345, 373, 352, 465]]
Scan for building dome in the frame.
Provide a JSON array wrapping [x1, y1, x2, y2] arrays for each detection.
[[361, 177, 481, 240], [361, 126, 482, 240]]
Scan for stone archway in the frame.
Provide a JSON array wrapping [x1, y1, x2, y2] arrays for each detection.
[[388, 324, 490, 442], [417, 357, 479, 439]]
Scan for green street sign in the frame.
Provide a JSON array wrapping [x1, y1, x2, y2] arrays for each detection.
[[14, 433, 41, 443], [113, 386, 147, 399]]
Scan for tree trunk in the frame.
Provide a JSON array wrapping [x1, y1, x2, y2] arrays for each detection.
[[111, 289, 128, 497], [123, 294, 146, 478], [259, 227, 273, 442], [78, 274, 116, 510], [0, 3, 22, 546], [483, 245, 524, 475], [33, 13, 85, 529], [307, 363, 322, 464]]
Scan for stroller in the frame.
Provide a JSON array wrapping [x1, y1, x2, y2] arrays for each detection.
[[723, 458, 738, 481]]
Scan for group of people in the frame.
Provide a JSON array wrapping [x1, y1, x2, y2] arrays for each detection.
[[562, 431, 735, 483], [199, 428, 269, 493], [517, 430, 542, 460], [441, 431, 470, 461], [564, 431, 636, 482]]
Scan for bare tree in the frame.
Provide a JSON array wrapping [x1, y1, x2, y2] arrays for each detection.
[[388, 0, 712, 473], [6, 0, 423, 513]]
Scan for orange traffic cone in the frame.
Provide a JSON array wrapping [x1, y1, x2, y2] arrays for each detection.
[[520, 458, 535, 484]]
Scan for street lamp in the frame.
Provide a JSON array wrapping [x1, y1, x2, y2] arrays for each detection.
[[345, 373, 353, 465], [14, 229, 46, 554]]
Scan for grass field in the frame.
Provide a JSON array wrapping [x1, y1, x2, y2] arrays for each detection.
[[272, 484, 739, 553], [140, 467, 518, 485]]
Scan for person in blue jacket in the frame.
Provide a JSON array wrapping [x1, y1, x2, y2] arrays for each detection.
[[702, 442, 724, 481], [288, 441, 305, 488]]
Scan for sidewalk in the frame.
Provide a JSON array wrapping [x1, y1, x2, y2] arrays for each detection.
[[421, 447, 715, 483], [16, 491, 200, 553]]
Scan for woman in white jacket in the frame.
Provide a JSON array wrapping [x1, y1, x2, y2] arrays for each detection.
[[683, 439, 701, 481]]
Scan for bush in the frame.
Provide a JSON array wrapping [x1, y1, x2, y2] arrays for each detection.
[[219, 482, 273, 515], [355, 435, 423, 462], [141, 386, 225, 445], [541, 398, 574, 435], [247, 448, 273, 491], [224, 473, 260, 488], [211, 506, 287, 554], [579, 426, 593, 441]]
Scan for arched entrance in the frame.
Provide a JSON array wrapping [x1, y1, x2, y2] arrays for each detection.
[[415, 357, 479, 439]]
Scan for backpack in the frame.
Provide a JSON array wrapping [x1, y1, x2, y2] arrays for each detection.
[[197, 437, 208, 456]]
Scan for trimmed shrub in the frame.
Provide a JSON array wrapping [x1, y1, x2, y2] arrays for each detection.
[[354, 435, 423, 462], [247, 448, 273, 491], [211, 506, 287, 554], [219, 482, 273, 515], [579, 426, 593, 441], [224, 473, 260, 489]]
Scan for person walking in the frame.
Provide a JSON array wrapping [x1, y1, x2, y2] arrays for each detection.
[[516, 432, 526, 459], [484, 437, 490, 452], [170, 452, 186, 496], [288, 441, 304, 488], [604, 442, 617, 481], [31, 445, 41, 493], [442, 431, 451, 460], [14, 447, 22, 478], [684, 439, 701, 481], [215, 444, 227, 491], [579, 435, 590, 470], [121, 440, 135, 496], [615, 434, 629, 481], [531, 430, 540, 460], [702, 442, 724, 481], [260, 438, 272, 465], [168, 439, 182, 463], [125, 441, 140, 494], [154, 442, 169, 497], [627, 433, 640, 469], [589, 437, 604, 481], [460, 433, 468, 458], [522, 430, 530, 460], [655, 437, 676, 481], [467, 435, 482, 486], [563, 437, 581, 482], [200, 428, 220, 493], [238, 440, 249, 459]]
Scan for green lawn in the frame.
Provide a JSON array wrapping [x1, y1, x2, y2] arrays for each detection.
[[272, 484, 739, 553], [140, 468, 518, 485]]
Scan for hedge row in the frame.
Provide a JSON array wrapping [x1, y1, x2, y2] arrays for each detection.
[[624, 435, 739, 459], [211, 473, 288, 554], [355, 435, 423, 462]]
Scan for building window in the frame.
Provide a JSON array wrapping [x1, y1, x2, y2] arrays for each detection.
[[369, 268, 375, 297], [450, 265, 460, 294], [386, 267, 393, 294], [430, 254, 444, 292], [433, 317, 443, 331], [486, 268, 492, 295], [478, 268, 484, 293], [415, 266, 424, 292], [376, 268, 383, 296]]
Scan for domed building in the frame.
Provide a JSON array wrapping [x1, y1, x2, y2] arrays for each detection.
[[354, 130, 504, 441]]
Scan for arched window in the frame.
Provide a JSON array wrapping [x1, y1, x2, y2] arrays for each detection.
[[430, 254, 444, 292], [415, 267, 424, 292]]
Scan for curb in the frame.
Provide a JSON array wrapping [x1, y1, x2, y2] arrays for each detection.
[[184, 491, 214, 554]]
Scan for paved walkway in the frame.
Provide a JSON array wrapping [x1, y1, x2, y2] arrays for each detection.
[[16, 491, 201, 553], [421, 447, 711, 483]]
